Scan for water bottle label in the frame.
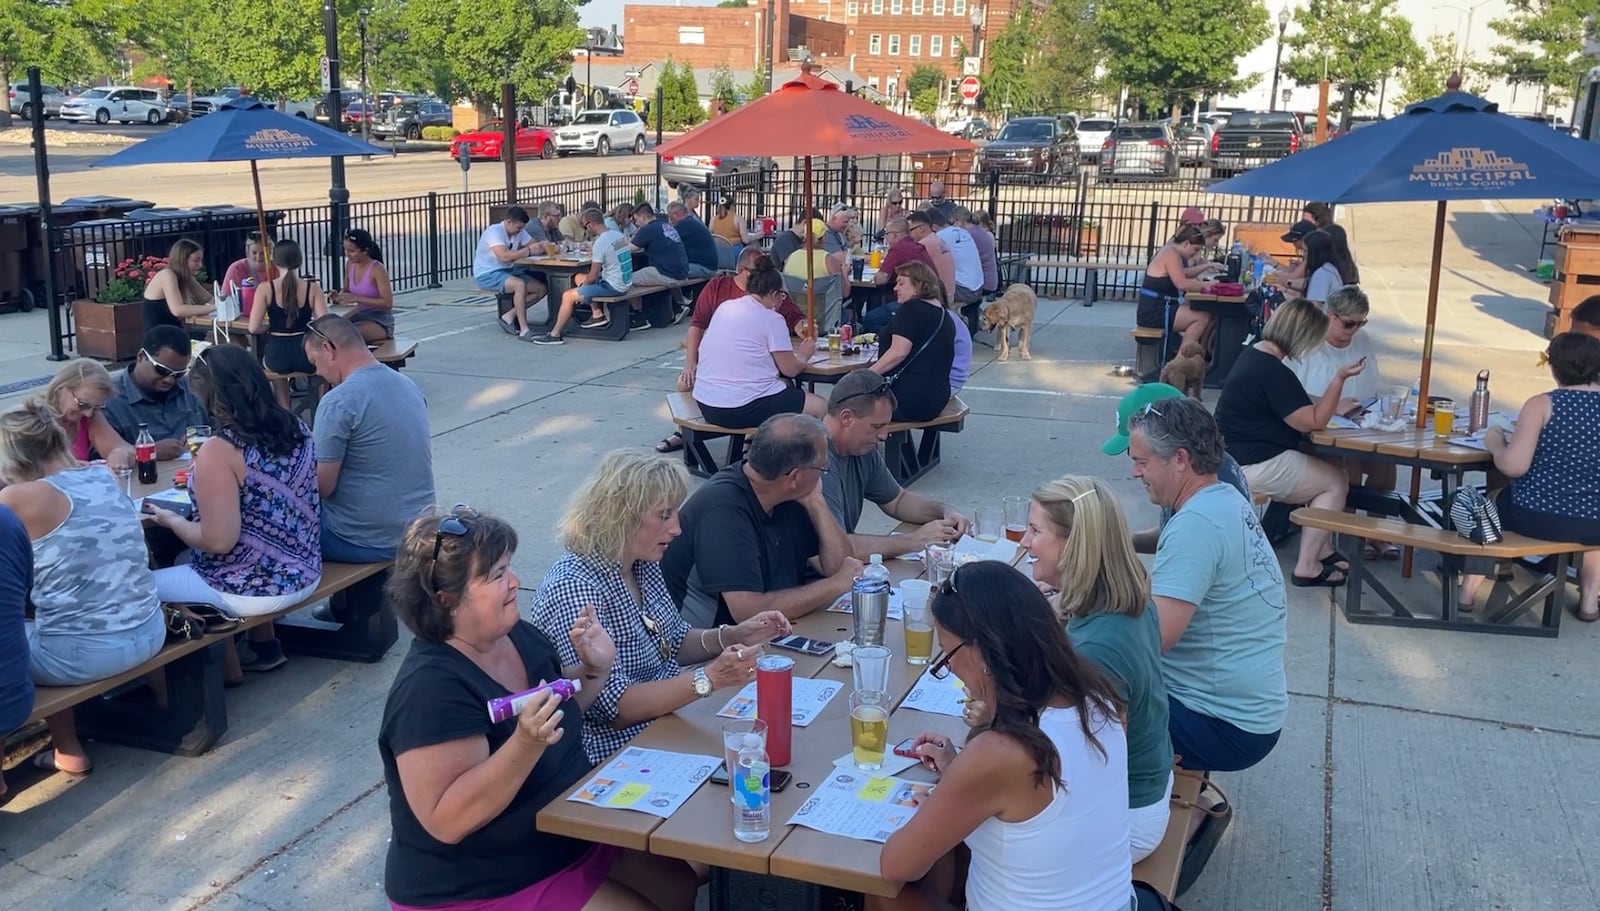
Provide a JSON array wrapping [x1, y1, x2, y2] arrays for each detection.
[[735, 764, 770, 809]]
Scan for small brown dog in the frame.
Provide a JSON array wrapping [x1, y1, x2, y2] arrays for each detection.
[[1159, 340, 1208, 398], [980, 283, 1037, 361]]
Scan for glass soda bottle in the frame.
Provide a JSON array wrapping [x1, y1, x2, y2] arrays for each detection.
[[135, 423, 157, 484]]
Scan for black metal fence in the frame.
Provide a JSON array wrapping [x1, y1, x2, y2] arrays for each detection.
[[708, 165, 1303, 298]]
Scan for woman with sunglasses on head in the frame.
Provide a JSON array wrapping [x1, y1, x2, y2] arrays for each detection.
[[1139, 224, 1218, 351], [381, 507, 700, 911], [874, 561, 1133, 911], [0, 401, 165, 777], [531, 450, 791, 764], [222, 233, 271, 312], [329, 228, 395, 344], [34, 359, 135, 472], [144, 345, 321, 681], [248, 239, 328, 409], [1022, 477, 1172, 864]]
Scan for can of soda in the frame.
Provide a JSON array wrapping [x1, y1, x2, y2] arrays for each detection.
[[840, 323, 854, 348], [755, 655, 793, 766]]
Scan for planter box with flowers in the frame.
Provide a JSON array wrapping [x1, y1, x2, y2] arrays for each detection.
[[73, 255, 174, 362]]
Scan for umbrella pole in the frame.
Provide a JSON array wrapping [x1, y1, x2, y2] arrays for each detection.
[[1401, 200, 1448, 579], [251, 160, 277, 284], [803, 156, 816, 331]]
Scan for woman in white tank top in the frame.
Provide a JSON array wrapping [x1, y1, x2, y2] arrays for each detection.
[[873, 561, 1136, 911]]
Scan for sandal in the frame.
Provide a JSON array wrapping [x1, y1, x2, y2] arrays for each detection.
[[33, 751, 93, 776], [1321, 550, 1351, 572], [497, 315, 520, 336], [1363, 542, 1381, 562], [656, 432, 684, 454], [1577, 605, 1600, 623], [1292, 565, 1347, 588], [1380, 542, 1402, 561]]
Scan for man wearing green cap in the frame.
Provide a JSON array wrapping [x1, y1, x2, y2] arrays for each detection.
[[1103, 383, 1251, 553]]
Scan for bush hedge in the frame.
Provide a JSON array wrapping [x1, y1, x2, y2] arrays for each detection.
[[420, 126, 461, 141]]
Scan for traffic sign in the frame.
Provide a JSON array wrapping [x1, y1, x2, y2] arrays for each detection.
[[623, 76, 641, 97], [958, 76, 981, 104], [319, 56, 332, 93], [962, 57, 981, 77]]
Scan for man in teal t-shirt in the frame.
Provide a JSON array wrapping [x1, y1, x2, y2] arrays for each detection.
[[1126, 396, 1287, 772]]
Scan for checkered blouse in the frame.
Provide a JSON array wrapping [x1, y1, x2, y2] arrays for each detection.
[[530, 550, 691, 764]]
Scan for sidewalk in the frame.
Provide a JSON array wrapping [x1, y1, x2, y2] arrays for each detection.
[[1, 200, 1596, 910]]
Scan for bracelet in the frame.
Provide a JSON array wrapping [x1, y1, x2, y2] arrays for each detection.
[[699, 628, 712, 654], [716, 625, 728, 650]]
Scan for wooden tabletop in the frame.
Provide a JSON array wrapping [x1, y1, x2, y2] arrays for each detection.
[[514, 256, 591, 270], [1185, 292, 1248, 304], [1307, 426, 1490, 466], [801, 350, 876, 378]]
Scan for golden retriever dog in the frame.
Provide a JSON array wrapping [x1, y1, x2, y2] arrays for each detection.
[[980, 283, 1037, 361], [1159, 340, 1208, 399]]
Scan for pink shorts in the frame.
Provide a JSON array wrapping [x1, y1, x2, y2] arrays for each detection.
[[390, 844, 621, 911]]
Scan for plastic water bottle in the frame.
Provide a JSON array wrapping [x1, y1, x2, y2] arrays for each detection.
[[852, 555, 891, 646], [732, 734, 770, 843]]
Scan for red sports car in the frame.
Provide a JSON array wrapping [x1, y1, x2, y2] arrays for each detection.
[[449, 121, 557, 161]]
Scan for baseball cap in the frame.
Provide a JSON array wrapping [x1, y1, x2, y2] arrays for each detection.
[[1101, 383, 1186, 456], [1281, 221, 1316, 243], [1180, 206, 1206, 225]]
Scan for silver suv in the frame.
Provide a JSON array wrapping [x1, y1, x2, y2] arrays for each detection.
[[60, 86, 169, 125], [554, 109, 647, 157], [8, 82, 67, 120], [660, 152, 774, 190]]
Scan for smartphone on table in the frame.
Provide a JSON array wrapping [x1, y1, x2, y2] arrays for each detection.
[[892, 737, 921, 759], [709, 762, 793, 791], [769, 634, 835, 656]]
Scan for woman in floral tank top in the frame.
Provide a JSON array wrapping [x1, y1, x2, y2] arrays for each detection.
[[147, 345, 322, 678]]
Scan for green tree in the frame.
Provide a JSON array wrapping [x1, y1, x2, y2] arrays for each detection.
[[1391, 33, 1487, 108], [744, 58, 770, 100], [127, 0, 225, 99], [981, 5, 1035, 111], [717, 0, 748, 6], [1280, 0, 1419, 127], [709, 62, 739, 107], [1098, 0, 1271, 117], [0, 0, 130, 124], [1484, 0, 1600, 112], [1028, 0, 1102, 112], [907, 64, 944, 117], [657, 59, 705, 130]]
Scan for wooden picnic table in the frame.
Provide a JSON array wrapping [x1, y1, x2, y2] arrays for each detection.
[[537, 537, 1029, 906], [1305, 423, 1492, 522], [1183, 291, 1251, 389], [511, 256, 592, 330], [798, 348, 876, 387]]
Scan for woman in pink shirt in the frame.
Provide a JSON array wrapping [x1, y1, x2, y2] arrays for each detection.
[[36, 360, 134, 469], [221, 234, 269, 314], [692, 256, 827, 427]]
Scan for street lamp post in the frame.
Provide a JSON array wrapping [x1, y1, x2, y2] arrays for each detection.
[[970, 5, 983, 113], [895, 65, 902, 113], [1269, 6, 1289, 112], [358, 8, 371, 146], [1440, 1, 1492, 72], [321, 0, 348, 277]]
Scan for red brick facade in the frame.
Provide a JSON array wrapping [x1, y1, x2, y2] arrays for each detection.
[[620, 2, 844, 72]]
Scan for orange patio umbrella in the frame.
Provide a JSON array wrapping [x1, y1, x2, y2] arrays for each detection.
[[655, 67, 975, 327]]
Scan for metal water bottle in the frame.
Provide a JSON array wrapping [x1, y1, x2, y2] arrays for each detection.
[[852, 554, 890, 646], [1469, 370, 1491, 433], [1224, 242, 1244, 283]]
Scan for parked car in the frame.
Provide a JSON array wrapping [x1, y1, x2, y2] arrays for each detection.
[[189, 87, 247, 116], [1174, 122, 1214, 165], [450, 121, 557, 161], [941, 116, 989, 139], [59, 87, 169, 125], [1099, 122, 1180, 182], [554, 108, 647, 156], [1074, 118, 1118, 162], [659, 152, 774, 189], [976, 116, 1079, 181], [1209, 110, 1305, 179], [314, 89, 364, 124], [8, 82, 68, 120], [373, 100, 452, 140]]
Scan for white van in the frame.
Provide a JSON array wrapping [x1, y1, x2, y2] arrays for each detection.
[[60, 86, 170, 125]]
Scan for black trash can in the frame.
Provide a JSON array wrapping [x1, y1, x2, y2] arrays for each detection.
[[59, 196, 156, 219], [192, 204, 285, 279], [124, 207, 206, 263], [0, 204, 37, 305]]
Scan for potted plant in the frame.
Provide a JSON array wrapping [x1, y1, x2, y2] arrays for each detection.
[[73, 255, 168, 361], [1073, 217, 1100, 258]]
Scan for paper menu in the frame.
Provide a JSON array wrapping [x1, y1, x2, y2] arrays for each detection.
[[898, 668, 969, 718], [787, 769, 932, 843], [565, 746, 719, 819], [950, 535, 1017, 564], [714, 677, 842, 727]]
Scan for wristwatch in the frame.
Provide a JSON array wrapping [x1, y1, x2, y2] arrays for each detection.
[[692, 667, 713, 698]]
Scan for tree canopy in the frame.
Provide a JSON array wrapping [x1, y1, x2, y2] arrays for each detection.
[[1098, 0, 1271, 116], [1281, 0, 1419, 123], [1483, 0, 1600, 111]]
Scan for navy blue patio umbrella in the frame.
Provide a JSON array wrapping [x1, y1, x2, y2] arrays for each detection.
[[93, 98, 390, 277], [1209, 84, 1600, 416]]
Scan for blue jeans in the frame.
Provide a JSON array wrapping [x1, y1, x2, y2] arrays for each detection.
[[1167, 695, 1280, 772], [26, 609, 165, 687], [322, 515, 397, 564], [862, 301, 899, 334], [475, 267, 535, 293]]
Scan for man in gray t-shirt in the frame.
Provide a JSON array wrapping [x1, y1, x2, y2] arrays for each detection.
[[305, 316, 436, 562], [820, 370, 969, 559]]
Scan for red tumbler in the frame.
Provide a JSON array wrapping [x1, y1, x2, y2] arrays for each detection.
[[755, 655, 793, 766]]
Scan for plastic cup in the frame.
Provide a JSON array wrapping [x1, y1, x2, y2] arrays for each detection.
[[899, 578, 932, 612], [722, 719, 768, 802], [924, 543, 954, 585], [1433, 399, 1456, 436], [1002, 496, 1028, 543], [973, 506, 1004, 543], [852, 644, 891, 693], [849, 690, 890, 771], [901, 594, 933, 666], [112, 466, 134, 499]]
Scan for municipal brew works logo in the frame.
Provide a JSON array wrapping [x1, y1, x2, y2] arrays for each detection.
[[243, 127, 316, 153], [1410, 147, 1534, 189], [843, 113, 911, 143]]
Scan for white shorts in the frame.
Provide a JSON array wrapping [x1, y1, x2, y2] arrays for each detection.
[[1130, 771, 1175, 863], [153, 564, 321, 618], [1242, 449, 1316, 502]]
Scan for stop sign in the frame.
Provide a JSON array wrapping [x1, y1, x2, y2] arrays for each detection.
[[958, 76, 981, 102], [623, 77, 641, 97]]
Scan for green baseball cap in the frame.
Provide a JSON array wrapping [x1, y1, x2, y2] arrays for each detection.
[[1101, 383, 1186, 456]]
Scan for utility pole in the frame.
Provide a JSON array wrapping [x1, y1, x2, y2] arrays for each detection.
[[322, 0, 348, 278], [358, 8, 371, 146]]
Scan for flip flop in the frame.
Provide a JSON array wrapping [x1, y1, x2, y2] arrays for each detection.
[[33, 751, 93, 776], [1380, 543, 1402, 561], [1321, 550, 1351, 571], [1292, 565, 1346, 588], [656, 432, 684, 454], [1577, 605, 1600, 623], [497, 316, 519, 336]]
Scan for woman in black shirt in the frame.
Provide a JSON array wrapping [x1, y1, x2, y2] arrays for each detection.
[[379, 507, 697, 911], [871, 261, 955, 422], [142, 238, 214, 333], [1215, 299, 1366, 588]]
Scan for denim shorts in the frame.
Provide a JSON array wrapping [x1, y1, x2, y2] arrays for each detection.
[[576, 280, 623, 303], [26, 609, 166, 687], [1168, 695, 1281, 772], [475, 268, 532, 293]]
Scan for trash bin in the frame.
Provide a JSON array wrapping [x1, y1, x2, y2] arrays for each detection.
[[60, 196, 156, 219], [124, 207, 206, 262], [0, 205, 36, 302], [908, 152, 975, 199], [44, 204, 99, 300], [193, 204, 283, 277]]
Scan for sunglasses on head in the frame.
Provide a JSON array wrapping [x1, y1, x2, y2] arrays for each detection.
[[833, 377, 892, 411], [640, 613, 672, 662], [307, 318, 336, 348], [427, 505, 478, 592], [141, 348, 188, 379], [1339, 317, 1369, 330]]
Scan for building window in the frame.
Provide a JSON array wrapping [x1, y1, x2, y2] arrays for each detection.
[[869, 33, 882, 53], [677, 26, 705, 44], [871, 0, 883, 12], [912, 0, 924, 11], [909, 34, 921, 56], [888, 34, 901, 55], [951, 34, 962, 55], [848, 0, 858, 15], [933, 0, 945, 12], [868, 76, 880, 88], [928, 34, 942, 57], [891, 0, 902, 13], [952, 0, 965, 13]]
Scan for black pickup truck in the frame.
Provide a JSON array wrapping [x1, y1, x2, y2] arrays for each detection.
[[1208, 111, 1305, 179]]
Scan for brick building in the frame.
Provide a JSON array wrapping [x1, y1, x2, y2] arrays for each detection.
[[620, 1, 844, 74]]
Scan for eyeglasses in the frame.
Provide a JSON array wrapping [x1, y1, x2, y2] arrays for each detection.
[[141, 349, 188, 379], [71, 393, 98, 414], [790, 462, 831, 477], [929, 641, 966, 680], [427, 505, 478, 592], [307, 319, 336, 349], [640, 613, 672, 663], [832, 377, 892, 411], [1339, 317, 1369, 331]]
